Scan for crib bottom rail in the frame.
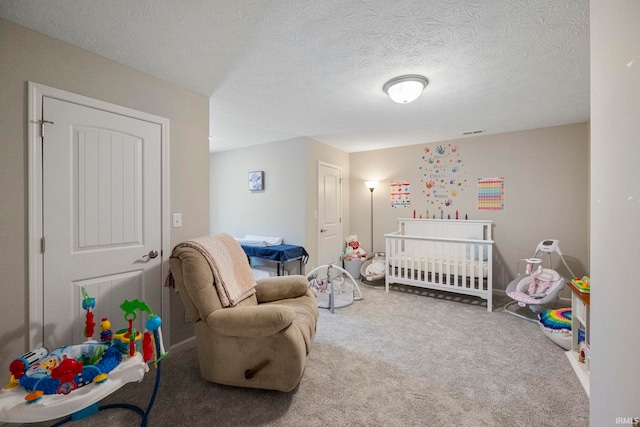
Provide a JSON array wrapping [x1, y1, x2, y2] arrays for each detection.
[[386, 267, 493, 311]]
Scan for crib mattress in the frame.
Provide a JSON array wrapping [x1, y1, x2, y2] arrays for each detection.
[[390, 252, 489, 278]]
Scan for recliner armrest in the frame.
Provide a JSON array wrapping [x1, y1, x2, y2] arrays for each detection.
[[205, 305, 296, 337], [255, 275, 309, 303]]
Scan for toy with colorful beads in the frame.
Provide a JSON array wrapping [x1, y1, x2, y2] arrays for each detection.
[[119, 299, 168, 364], [81, 287, 96, 340], [100, 317, 113, 344]]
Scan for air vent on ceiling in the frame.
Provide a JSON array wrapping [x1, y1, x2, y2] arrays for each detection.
[[462, 130, 484, 135]]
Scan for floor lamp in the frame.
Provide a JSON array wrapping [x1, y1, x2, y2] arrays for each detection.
[[364, 181, 378, 252]]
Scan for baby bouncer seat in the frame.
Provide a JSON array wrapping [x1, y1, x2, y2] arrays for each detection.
[[359, 252, 386, 287], [505, 239, 576, 321]]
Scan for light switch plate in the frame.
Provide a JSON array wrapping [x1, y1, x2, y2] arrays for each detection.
[[172, 213, 182, 227]]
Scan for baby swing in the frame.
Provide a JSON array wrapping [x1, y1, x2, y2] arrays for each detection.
[[504, 239, 576, 322]]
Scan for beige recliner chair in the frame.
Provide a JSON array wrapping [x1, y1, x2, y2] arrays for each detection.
[[169, 237, 318, 392]]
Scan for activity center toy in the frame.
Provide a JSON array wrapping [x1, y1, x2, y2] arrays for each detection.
[[307, 264, 363, 313], [571, 275, 590, 293], [0, 288, 167, 425]]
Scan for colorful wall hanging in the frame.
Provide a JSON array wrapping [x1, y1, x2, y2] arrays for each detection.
[[390, 181, 410, 207], [420, 144, 468, 211], [477, 177, 505, 210]]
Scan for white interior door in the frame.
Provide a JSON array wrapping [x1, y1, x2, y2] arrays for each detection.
[[41, 96, 163, 349], [317, 162, 342, 266]]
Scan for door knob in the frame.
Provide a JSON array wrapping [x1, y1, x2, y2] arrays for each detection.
[[320, 228, 327, 233], [144, 250, 159, 259]]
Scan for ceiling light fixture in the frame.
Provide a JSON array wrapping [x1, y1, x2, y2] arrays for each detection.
[[383, 75, 429, 104]]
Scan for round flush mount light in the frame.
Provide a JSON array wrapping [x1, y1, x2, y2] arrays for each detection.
[[383, 74, 429, 104]]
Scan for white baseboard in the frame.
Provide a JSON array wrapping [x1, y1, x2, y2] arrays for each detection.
[[170, 336, 195, 353]]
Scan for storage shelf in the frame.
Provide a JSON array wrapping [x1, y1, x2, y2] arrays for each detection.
[[565, 350, 590, 397], [566, 281, 590, 398]]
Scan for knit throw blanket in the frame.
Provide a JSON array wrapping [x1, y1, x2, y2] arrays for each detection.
[[176, 234, 256, 307]]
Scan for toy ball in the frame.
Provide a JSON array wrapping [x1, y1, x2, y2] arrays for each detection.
[[146, 315, 162, 331]]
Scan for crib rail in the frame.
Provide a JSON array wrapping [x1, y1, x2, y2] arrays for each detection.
[[385, 219, 494, 311]]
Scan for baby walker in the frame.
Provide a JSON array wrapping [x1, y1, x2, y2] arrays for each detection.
[[504, 239, 576, 322], [0, 288, 167, 426]]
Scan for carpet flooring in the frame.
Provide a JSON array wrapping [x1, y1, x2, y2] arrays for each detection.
[[5, 284, 589, 427]]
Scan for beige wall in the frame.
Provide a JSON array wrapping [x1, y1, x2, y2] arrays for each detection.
[[210, 137, 307, 246], [0, 18, 209, 365], [589, 1, 640, 423], [349, 123, 590, 293], [210, 137, 350, 270], [210, 123, 588, 292]]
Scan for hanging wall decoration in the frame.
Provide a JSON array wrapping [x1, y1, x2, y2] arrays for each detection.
[[477, 177, 505, 210], [248, 171, 264, 191], [390, 181, 410, 207], [420, 144, 468, 212]]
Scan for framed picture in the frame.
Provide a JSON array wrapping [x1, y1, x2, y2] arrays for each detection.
[[248, 171, 264, 191]]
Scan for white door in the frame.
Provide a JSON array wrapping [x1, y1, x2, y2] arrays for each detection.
[[41, 96, 163, 349], [317, 162, 342, 266]]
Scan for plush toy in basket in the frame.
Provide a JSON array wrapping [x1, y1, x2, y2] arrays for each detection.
[[343, 234, 366, 260]]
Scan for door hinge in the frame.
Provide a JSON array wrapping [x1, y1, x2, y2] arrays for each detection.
[[39, 120, 54, 138], [40, 237, 45, 254]]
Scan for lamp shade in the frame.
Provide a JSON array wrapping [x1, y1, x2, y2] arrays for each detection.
[[383, 75, 429, 104], [364, 181, 378, 190]]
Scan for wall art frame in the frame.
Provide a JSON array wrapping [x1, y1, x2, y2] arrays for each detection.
[[248, 170, 264, 191]]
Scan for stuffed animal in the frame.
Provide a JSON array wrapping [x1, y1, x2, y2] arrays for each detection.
[[343, 235, 366, 260], [308, 273, 327, 294]]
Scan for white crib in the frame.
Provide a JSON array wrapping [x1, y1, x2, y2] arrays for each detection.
[[385, 219, 494, 311]]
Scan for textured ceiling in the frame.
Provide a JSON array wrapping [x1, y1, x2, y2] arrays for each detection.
[[0, 0, 590, 153]]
